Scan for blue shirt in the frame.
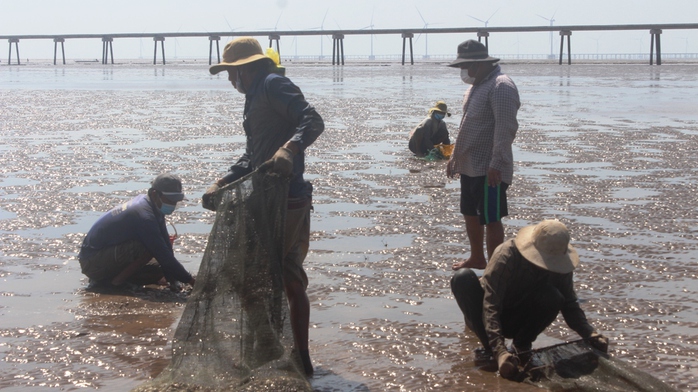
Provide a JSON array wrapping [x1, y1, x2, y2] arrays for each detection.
[[79, 194, 193, 284]]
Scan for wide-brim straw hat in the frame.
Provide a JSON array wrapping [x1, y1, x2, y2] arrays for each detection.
[[448, 39, 500, 67], [514, 220, 579, 274], [209, 37, 269, 75], [428, 100, 452, 117]]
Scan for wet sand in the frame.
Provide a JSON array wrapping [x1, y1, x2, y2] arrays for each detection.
[[0, 62, 696, 391]]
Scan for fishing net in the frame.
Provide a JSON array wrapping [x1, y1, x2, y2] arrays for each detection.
[[519, 340, 678, 392], [134, 170, 311, 392], [420, 148, 444, 162]]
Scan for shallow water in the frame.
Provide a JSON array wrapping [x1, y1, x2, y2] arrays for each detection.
[[1, 61, 697, 391]]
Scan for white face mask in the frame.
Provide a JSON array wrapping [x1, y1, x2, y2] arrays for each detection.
[[234, 69, 246, 94], [460, 68, 476, 84]]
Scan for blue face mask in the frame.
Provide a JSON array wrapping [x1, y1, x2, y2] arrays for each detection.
[[160, 202, 176, 215], [433, 112, 445, 121]]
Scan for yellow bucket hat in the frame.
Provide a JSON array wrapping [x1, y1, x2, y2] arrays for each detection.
[[428, 100, 451, 117], [209, 37, 270, 75]]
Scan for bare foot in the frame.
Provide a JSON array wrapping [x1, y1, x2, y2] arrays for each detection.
[[452, 257, 487, 270]]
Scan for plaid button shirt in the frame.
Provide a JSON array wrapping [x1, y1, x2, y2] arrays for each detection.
[[452, 65, 520, 184]]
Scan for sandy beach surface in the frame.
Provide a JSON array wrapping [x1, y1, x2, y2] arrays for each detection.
[[0, 61, 696, 391]]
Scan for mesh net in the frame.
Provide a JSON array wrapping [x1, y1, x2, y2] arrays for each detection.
[[419, 144, 454, 161], [135, 171, 311, 392], [420, 148, 445, 161], [520, 340, 678, 392]]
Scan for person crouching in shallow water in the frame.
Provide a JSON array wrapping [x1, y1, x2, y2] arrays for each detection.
[[203, 37, 324, 376], [446, 39, 520, 271], [408, 100, 451, 157], [78, 173, 196, 291], [450, 220, 609, 380]]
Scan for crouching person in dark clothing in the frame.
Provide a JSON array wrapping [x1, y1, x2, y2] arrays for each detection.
[[450, 220, 608, 380], [78, 173, 196, 290]]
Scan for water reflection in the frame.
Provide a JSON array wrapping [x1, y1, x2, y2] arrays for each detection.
[[0, 62, 696, 391]]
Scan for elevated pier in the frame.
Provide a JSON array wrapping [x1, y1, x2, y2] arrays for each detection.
[[2, 23, 697, 66]]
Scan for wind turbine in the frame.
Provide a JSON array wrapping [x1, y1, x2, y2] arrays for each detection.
[[274, 12, 283, 31], [285, 23, 299, 60], [368, 8, 375, 60], [415, 7, 431, 59], [308, 9, 330, 60], [680, 37, 688, 54], [173, 25, 182, 60], [361, 8, 376, 60], [222, 17, 247, 38], [537, 12, 556, 58], [257, 11, 283, 31], [468, 9, 499, 28], [632, 35, 644, 54], [590, 35, 601, 57], [512, 34, 521, 57], [139, 28, 146, 59]]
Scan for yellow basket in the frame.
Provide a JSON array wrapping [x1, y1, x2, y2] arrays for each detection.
[[435, 143, 454, 158]]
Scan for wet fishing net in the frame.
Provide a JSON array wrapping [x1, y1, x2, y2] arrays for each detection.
[[519, 340, 678, 392], [135, 170, 311, 392]]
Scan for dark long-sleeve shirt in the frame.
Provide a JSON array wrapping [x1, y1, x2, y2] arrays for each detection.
[[481, 239, 595, 359], [78, 194, 193, 284], [408, 116, 450, 157], [222, 71, 324, 198]]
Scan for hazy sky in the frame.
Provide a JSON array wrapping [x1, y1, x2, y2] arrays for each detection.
[[2, 0, 697, 60]]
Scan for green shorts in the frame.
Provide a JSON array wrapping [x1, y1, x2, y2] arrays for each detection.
[[460, 175, 509, 225]]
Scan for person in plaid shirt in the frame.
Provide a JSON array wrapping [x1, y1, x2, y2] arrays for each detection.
[[446, 40, 521, 270]]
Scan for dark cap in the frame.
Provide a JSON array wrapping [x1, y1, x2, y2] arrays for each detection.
[[448, 39, 500, 67], [151, 173, 185, 202]]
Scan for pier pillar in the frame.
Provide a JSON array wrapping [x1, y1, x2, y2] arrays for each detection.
[[332, 33, 344, 65], [650, 29, 662, 65], [53, 38, 65, 65], [153, 36, 165, 65], [7, 38, 20, 65], [559, 30, 572, 65], [401, 32, 414, 65], [209, 35, 221, 65], [477, 31, 490, 49], [268, 34, 280, 57], [101, 37, 114, 64]]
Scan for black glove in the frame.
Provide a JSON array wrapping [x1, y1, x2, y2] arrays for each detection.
[[202, 183, 220, 211], [587, 331, 609, 353], [259, 147, 294, 177]]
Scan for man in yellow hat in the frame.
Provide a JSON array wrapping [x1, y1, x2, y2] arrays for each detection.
[[450, 220, 609, 380], [408, 100, 451, 158], [203, 37, 324, 376]]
